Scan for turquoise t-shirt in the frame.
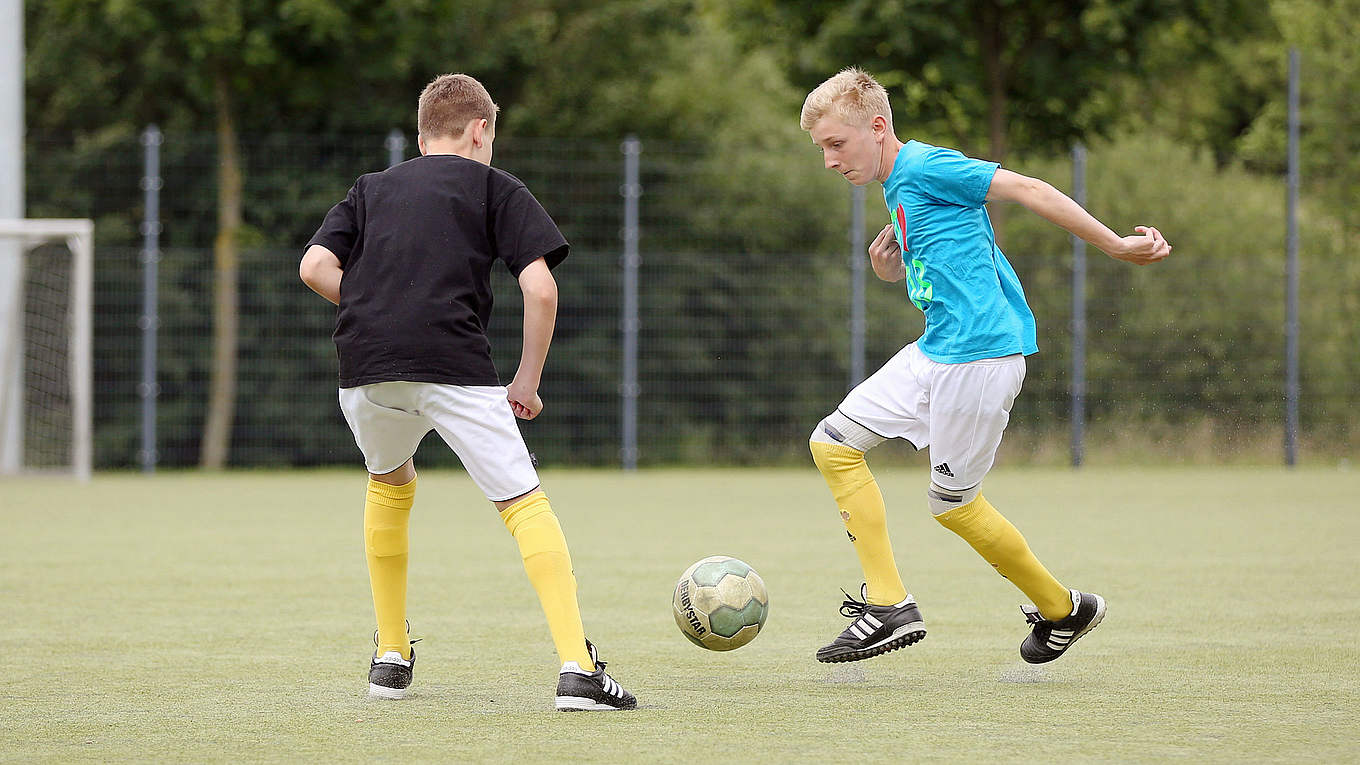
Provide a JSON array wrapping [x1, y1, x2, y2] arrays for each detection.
[[882, 140, 1038, 363]]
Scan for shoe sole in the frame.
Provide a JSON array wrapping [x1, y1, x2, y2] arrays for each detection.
[[1022, 594, 1106, 664], [555, 696, 636, 711], [815, 622, 927, 663], [368, 683, 408, 700]]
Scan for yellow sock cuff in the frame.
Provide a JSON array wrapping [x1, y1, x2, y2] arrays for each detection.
[[367, 476, 416, 507], [499, 492, 550, 536], [366, 478, 413, 558], [810, 440, 873, 498]]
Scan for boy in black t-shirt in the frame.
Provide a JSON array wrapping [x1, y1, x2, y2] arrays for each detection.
[[300, 74, 635, 711]]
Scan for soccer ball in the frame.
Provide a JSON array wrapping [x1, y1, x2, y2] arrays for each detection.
[[672, 556, 769, 651]]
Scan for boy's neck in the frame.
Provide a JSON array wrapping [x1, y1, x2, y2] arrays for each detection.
[[421, 137, 488, 165], [876, 135, 906, 184]]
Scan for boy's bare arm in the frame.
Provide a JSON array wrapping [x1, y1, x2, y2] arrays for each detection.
[[986, 168, 1171, 265], [507, 257, 557, 420], [299, 245, 343, 304]]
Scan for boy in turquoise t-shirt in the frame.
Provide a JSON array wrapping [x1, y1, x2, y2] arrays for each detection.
[[800, 67, 1170, 665]]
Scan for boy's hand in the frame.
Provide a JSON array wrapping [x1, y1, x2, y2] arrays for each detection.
[[869, 224, 908, 282], [1107, 226, 1172, 266], [507, 380, 543, 420]]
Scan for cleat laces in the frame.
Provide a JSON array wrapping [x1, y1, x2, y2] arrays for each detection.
[[584, 639, 609, 674], [837, 584, 872, 619]]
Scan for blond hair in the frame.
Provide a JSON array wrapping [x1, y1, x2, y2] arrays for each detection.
[[799, 68, 892, 132], [417, 74, 500, 140]]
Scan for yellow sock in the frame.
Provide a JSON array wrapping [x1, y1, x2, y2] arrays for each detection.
[[365, 476, 415, 660], [500, 493, 594, 670], [810, 441, 909, 606], [933, 494, 1072, 620]]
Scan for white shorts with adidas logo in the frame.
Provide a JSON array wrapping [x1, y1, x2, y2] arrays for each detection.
[[339, 381, 540, 502], [835, 343, 1026, 491]]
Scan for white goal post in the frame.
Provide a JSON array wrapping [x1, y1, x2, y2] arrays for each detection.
[[0, 218, 93, 481]]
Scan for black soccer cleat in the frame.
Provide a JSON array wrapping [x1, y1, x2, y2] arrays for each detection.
[[367, 625, 420, 700], [368, 648, 415, 699], [555, 640, 636, 711], [1019, 589, 1106, 664], [816, 584, 927, 663]]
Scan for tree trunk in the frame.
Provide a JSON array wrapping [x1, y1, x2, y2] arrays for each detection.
[[200, 70, 242, 469], [978, 0, 1009, 242]]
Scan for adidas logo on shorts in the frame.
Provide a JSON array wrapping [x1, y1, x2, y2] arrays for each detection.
[[933, 462, 955, 478]]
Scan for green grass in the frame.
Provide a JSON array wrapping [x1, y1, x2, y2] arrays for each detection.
[[3, 467, 1358, 763]]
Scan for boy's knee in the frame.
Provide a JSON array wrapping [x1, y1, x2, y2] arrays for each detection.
[[927, 482, 980, 516], [809, 437, 862, 473], [810, 411, 884, 453]]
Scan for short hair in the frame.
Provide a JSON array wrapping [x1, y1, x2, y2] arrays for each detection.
[[417, 74, 500, 140], [799, 68, 892, 132]]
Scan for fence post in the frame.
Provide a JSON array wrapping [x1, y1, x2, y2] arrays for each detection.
[[1284, 49, 1300, 467], [1071, 143, 1087, 468], [620, 136, 641, 470], [849, 185, 866, 388], [386, 129, 407, 168], [0, 0, 22, 474], [139, 125, 163, 473]]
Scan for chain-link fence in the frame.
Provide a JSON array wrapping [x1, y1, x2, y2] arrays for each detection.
[[23, 129, 1359, 469]]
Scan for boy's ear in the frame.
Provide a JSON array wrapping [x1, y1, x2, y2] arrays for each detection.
[[417, 134, 427, 155], [471, 118, 489, 147]]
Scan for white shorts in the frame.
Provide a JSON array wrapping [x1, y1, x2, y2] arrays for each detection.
[[338, 381, 540, 502], [836, 343, 1026, 491]]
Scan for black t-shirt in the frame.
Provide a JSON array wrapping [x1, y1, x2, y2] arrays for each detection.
[[307, 154, 568, 388]]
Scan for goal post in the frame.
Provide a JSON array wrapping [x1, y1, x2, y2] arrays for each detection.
[[0, 218, 93, 480]]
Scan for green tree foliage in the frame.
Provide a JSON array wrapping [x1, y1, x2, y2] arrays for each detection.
[[1244, 2, 1358, 227], [1116, 0, 1357, 225], [995, 132, 1355, 456], [21, 0, 1359, 465], [729, 0, 1258, 162]]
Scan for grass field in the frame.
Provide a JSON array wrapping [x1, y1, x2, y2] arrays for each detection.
[[3, 466, 1358, 763]]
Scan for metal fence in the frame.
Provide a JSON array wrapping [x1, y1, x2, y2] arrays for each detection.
[[22, 127, 1359, 470]]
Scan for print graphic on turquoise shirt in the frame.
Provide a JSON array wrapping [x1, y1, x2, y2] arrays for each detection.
[[894, 203, 931, 310]]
